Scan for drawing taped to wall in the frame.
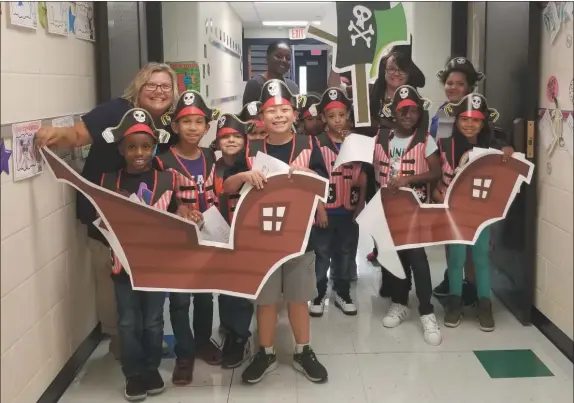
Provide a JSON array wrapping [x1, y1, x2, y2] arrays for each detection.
[[168, 62, 201, 93], [11, 121, 43, 181], [9, 1, 38, 29], [1, 139, 12, 176], [74, 2, 94, 41], [38, 1, 47, 29], [47, 1, 69, 36]]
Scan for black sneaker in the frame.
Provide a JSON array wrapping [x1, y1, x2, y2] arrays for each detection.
[[124, 375, 147, 401], [241, 347, 278, 384], [433, 270, 450, 297], [144, 369, 165, 395], [292, 345, 328, 383], [221, 335, 250, 369]]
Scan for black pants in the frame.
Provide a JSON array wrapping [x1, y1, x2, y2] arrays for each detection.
[[218, 295, 253, 340], [169, 293, 213, 360], [389, 248, 434, 315]]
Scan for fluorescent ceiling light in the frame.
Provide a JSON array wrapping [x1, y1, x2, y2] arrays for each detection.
[[262, 21, 321, 26]]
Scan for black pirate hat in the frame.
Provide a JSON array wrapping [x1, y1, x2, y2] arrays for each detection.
[[102, 108, 170, 144], [382, 85, 431, 118], [445, 93, 499, 122], [172, 90, 219, 122], [238, 101, 264, 129], [380, 36, 425, 89], [310, 87, 352, 116], [299, 93, 321, 119], [260, 79, 302, 110], [437, 57, 485, 88], [216, 113, 255, 138]]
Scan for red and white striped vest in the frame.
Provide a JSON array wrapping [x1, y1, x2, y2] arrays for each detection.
[[213, 159, 241, 224], [437, 137, 457, 193], [100, 169, 175, 274], [246, 134, 313, 170], [315, 132, 362, 210]]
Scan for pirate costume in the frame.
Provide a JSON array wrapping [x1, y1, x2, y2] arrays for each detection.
[[99, 108, 175, 400], [298, 93, 323, 136], [154, 90, 223, 383], [438, 94, 504, 332], [307, 88, 361, 317], [224, 78, 329, 385], [238, 101, 265, 135]]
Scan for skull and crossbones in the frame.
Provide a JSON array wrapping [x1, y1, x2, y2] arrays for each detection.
[[471, 96, 482, 109], [456, 58, 467, 64], [267, 82, 279, 96], [399, 87, 409, 99], [183, 92, 195, 106], [351, 189, 359, 205], [328, 89, 338, 101], [247, 102, 258, 116], [218, 116, 226, 128], [133, 110, 146, 123], [348, 5, 374, 48]]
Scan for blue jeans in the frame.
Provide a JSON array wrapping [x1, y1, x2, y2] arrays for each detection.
[[169, 293, 213, 360], [218, 295, 253, 340], [113, 279, 165, 378]]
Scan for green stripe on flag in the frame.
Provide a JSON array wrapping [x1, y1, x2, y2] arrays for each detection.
[[370, 3, 409, 79]]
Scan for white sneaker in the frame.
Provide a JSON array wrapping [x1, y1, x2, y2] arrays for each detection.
[[382, 303, 409, 328], [334, 291, 358, 316], [309, 295, 326, 317], [420, 314, 442, 346]]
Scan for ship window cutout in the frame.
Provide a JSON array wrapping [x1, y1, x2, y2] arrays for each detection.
[[472, 178, 492, 199], [261, 206, 287, 232]]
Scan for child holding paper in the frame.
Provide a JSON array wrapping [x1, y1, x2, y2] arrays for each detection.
[[434, 93, 513, 332], [99, 108, 202, 401], [307, 87, 366, 317]]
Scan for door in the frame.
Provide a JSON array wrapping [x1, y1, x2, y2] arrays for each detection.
[[294, 50, 328, 94], [477, 2, 541, 324]]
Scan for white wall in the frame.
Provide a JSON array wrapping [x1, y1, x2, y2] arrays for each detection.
[[162, 1, 244, 146], [0, 3, 97, 402], [244, 26, 290, 39], [535, 16, 573, 340]]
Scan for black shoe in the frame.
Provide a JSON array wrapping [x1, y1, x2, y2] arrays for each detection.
[[221, 334, 250, 369], [433, 270, 450, 297], [124, 375, 147, 401], [292, 345, 328, 383], [144, 369, 165, 395], [462, 280, 479, 307], [444, 295, 463, 328], [241, 347, 278, 384]]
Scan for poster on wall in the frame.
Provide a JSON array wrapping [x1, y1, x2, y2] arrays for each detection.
[[9, 1, 38, 29], [74, 2, 95, 41], [168, 62, 201, 93], [46, 1, 69, 36], [11, 121, 43, 182]]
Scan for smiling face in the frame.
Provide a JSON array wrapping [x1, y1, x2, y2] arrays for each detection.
[[384, 55, 409, 91], [395, 106, 420, 133], [219, 132, 245, 156], [268, 44, 292, 77], [138, 71, 174, 118], [445, 71, 470, 103], [456, 115, 484, 139], [120, 132, 156, 173], [322, 107, 348, 134], [260, 104, 296, 135], [172, 114, 207, 146]]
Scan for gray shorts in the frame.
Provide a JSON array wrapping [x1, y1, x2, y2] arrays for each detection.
[[256, 252, 318, 305]]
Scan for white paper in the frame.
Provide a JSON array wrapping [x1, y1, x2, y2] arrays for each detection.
[[332, 133, 375, 170], [93, 217, 130, 272], [563, 114, 574, 157], [199, 206, 231, 243], [74, 2, 95, 41], [9, 2, 38, 29], [12, 121, 43, 181], [540, 109, 558, 155], [543, 2, 560, 43], [47, 2, 69, 36], [242, 151, 291, 195], [355, 189, 406, 280]]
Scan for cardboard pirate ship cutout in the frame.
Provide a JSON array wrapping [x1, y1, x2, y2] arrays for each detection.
[[40, 148, 328, 299]]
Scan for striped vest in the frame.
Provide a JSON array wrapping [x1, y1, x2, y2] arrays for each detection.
[[213, 159, 241, 224], [437, 137, 458, 193], [246, 135, 313, 169]]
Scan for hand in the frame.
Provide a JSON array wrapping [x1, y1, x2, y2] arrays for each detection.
[[316, 205, 328, 228], [501, 146, 513, 162], [387, 176, 410, 192], [288, 165, 314, 178], [432, 187, 445, 203], [243, 170, 267, 190], [34, 126, 60, 148], [177, 205, 203, 224]]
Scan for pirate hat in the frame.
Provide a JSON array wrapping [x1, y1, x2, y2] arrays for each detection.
[[437, 57, 485, 88], [311, 87, 352, 116], [259, 79, 302, 110], [216, 113, 255, 138], [238, 101, 264, 129], [172, 90, 219, 122], [299, 93, 321, 119], [445, 93, 499, 122], [102, 108, 170, 144], [382, 85, 431, 118], [380, 36, 425, 89]]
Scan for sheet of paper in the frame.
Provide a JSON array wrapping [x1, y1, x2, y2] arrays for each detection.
[[543, 2, 560, 43], [74, 2, 95, 41], [12, 121, 43, 181], [199, 206, 231, 243], [332, 133, 376, 170], [9, 2, 38, 29], [563, 114, 574, 157], [46, 1, 69, 36], [355, 189, 406, 280], [242, 151, 291, 195], [540, 109, 558, 155]]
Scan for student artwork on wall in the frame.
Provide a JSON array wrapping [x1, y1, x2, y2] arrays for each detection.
[[9, 1, 38, 29], [12, 121, 43, 181], [1, 139, 13, 176], [306, 2, 410, 127], [39, 147, 330, 299], [168, 62, 201, 93], [74, 1, 94, 41], [46, 1, 69, 36]]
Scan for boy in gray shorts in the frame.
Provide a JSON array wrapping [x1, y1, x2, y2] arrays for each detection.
[[223, 79, 329, 385]]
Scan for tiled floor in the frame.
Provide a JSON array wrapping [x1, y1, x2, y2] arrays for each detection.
[[60, 238, 574, 403]]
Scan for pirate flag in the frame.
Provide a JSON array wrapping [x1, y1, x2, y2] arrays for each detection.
[[444, 93, 499, 122], [172, 90, 219, 122], [381, 85, 431, 118], [102, 108, 170, 144], [311, 87, 353, 116], [260, 79, 302, 110], [437, 57, 485, 88], [216, 113, 255, 137]]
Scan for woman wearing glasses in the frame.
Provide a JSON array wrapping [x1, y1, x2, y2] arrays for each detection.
[[35, 62, 179, 361]]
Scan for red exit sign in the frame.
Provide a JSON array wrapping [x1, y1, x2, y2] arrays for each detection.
[[289, 27, 307, 40]]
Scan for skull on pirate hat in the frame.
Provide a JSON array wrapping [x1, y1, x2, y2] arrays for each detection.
[[172, 90, 219, 122], [312, 87, 352, 116], [444, 93, 499, 122], [260, 79, 301, 110], [382, 85, 431, 118], [437, 57, 485, 88], [101, 108, 171, 144], [216, 113, 255, 138], [298, 93, 321, 119]]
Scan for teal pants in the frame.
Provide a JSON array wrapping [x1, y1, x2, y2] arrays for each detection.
[[447, 228, 491, 299]]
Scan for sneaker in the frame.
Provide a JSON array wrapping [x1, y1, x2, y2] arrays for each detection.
[[292, 345, 328, 383], [197, 340, 223, 365], [333, 291, 357, 316], [241, 347, 278, 384], [433, 270, 450, 297], [444, 295, 463, 328], [221, 335, 250, 369], [172, 358, 194, 386], [382, 303, 409, 328], [477, 298, 495, 332], [420, 314, 442, 346], [309, 294, 326, 317], [144, 369, 165, 395], [124, 375, 147, 401], [162, 340, 170, 356]]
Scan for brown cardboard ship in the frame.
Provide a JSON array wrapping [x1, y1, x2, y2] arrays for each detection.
[[40, 148, 328, 299]]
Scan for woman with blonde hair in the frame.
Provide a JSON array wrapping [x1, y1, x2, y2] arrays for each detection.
[[35, 62, 179, 361]]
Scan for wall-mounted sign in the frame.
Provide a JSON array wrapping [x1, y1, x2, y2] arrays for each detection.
[[289, 27, 307, 40]]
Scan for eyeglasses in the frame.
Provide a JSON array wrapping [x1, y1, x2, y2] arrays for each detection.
[[143, 83, 173, 92], [385, 68, 407, 77]]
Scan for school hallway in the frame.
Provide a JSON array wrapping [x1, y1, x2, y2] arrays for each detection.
[[59, 237, 573, 403]]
